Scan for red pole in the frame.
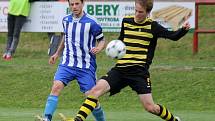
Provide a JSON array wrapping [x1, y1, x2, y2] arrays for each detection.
[[193, 2, 199, 54], [193, 31, 198, 54], [193, 0, 215, 54]]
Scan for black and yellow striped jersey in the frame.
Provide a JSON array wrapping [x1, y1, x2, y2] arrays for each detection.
[[116, 16, 188, 69]]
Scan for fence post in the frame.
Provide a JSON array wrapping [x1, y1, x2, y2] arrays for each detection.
[[193, 0, 215, 54]]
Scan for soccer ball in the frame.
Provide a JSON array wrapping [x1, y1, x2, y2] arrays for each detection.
[[105, 40, 126, 59]]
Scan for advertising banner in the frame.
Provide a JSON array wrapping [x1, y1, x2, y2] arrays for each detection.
[[0, 1, 195, 32]]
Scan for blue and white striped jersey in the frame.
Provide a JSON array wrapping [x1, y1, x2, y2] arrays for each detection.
[[60, 12, 104, 71]]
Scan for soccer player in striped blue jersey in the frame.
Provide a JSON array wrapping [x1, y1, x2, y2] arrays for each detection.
[[36, 0, 106, 121], [64, 0, 190, 121]]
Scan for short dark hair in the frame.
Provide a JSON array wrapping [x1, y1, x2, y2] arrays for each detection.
[[67, 0, 84, 4], [135, 0, 154, 12]]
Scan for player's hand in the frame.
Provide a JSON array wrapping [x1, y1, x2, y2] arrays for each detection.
[[49, 53, 58, 65], [90, 47, 102, 54], [182, 22, 190, 30]]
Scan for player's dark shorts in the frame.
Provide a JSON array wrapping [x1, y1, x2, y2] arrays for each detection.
[[101, 66, 151, 95]]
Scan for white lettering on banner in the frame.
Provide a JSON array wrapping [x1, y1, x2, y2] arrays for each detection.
[[39, 4, 53, 9], [0, 1, 195, 32]]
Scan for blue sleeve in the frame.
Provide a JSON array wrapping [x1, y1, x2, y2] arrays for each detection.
[[91, 22, 104, 41]]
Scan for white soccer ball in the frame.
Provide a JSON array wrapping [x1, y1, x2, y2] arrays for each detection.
[[105, 40, 126, 59]]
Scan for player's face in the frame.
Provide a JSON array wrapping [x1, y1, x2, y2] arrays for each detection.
[[134, 3, 147, 23], [69, 0, 84, 17]]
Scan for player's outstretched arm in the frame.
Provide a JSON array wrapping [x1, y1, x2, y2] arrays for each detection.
[[153, 21, 190, 41]]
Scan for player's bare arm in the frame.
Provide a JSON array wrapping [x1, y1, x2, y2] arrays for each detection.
[[91, 38, 106, 54], [49, 36, 65, 65]]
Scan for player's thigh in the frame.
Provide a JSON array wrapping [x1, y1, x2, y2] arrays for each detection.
[[51, 80, 65, 94], [129, 76, 151, 94], [54, 65, 76, 85], [14, 16, 27, 37], [7, 14, 15, 36], [101, 68, 127, 96], [76, 69, 96, 93], [85, 79, 111, 97]]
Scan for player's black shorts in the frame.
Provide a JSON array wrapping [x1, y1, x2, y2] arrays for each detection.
[[100, 66, 151, 95]]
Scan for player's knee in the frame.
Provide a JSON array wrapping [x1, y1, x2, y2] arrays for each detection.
[[89, 87, 100, 97], [51, 82, 64, 95], [88, 79, 109, 98]]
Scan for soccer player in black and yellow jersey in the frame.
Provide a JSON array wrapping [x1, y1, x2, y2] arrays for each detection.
[[63, 0, 190, 121]]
